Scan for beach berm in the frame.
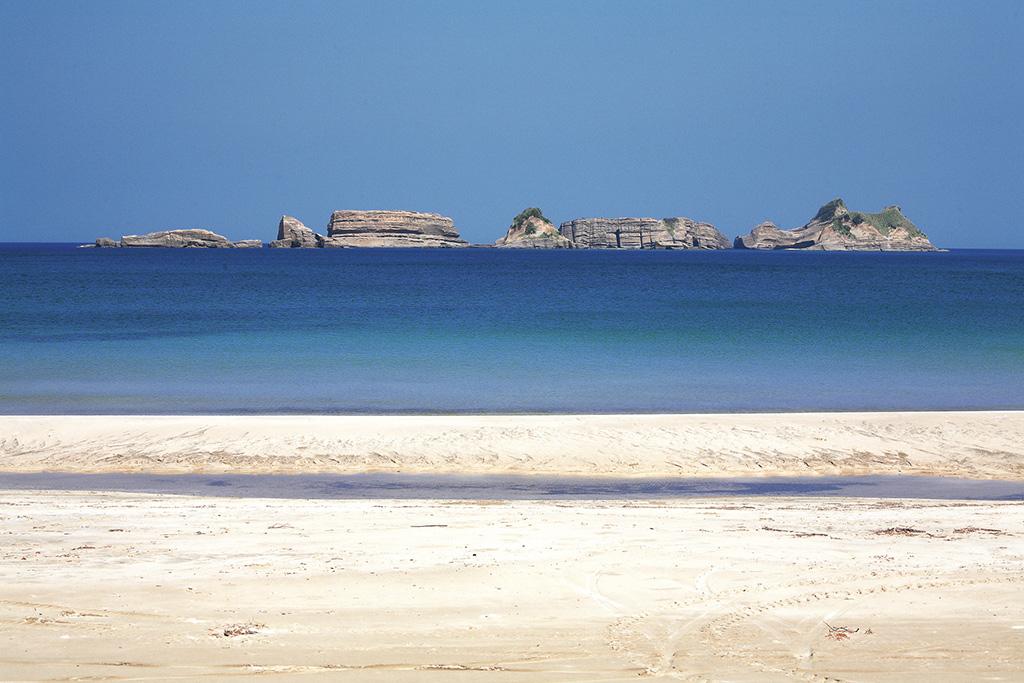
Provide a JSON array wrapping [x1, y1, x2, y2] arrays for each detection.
[[2, 411, 1022, 479]]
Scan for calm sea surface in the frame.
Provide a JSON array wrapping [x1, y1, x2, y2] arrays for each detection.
[[1, 244, 1022, 414]]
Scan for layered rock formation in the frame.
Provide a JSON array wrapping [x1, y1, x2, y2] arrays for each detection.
[[79, 201, 941, 252], [87, 230, 261, 248], [269, 215, 322, 248], [495, 208, 572, 248], [734, 199, 938, 251], [321, 210, 467, 248], [120, 230, 236, 248], [558, 217, 730, 249]]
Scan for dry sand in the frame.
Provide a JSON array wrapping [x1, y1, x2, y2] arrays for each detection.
[[0, 492, 1021, 681], [2, 412, 1023, 680], [2, 411, 1024, 479]]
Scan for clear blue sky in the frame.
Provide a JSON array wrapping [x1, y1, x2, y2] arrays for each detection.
[[2, 0, 1022, 247]]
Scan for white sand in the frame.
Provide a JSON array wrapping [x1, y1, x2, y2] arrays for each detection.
[[1, 492, 1021, 681], [3, 412, 1022, 680], [2, 411, 1023, 478]]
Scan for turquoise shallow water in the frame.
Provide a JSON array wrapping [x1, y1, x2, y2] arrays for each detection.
[[1, 244, 1022, 413]]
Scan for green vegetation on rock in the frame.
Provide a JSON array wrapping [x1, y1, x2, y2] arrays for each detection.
[[811, 198, 926, 239], [511, 207, 550, 230], [831, 218, 852, 237], [848, 206, 925, 237], [813, 198, 847, 222]]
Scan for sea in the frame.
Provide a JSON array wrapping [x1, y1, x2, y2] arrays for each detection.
[[1, 244, 1022, 414]]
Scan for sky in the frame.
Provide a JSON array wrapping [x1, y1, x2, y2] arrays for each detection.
[[1, 0, 1022, 248]]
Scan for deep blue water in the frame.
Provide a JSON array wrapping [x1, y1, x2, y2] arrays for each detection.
[[1, 244, 1022, 414]]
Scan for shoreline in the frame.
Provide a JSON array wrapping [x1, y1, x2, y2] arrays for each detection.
[[3, 410, 1023, 480], [4, 413, 1023, 679], [1, 472, 1022, 501]]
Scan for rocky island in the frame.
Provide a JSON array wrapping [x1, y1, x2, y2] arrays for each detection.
[[82, 200, 941, 251], [735, 199, 938, 251], [558, 216, 730, 249], [495, 208, 571, 248], [87, 229, 261, 248], [269, 216, 322, 248], [84, 210, 469, 249], [321, 210, 467, 248]]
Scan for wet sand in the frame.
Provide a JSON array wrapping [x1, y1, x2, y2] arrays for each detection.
[[0, 471, 1023, 500]]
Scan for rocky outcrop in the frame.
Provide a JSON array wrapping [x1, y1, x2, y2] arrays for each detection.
[[269, 216, 322, 248], [85, 230, 260, 248], [734, 221, 809, 250], [119, 229, 236, 248], [734, 199, 938, 251], [322, 210, 468, 248], [558, 217, 730, 249], [495, 208, 572, 248]]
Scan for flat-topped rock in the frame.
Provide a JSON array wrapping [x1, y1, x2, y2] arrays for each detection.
[[495, 208, 572, 248], [119, 229, 235, 248], [323, 210, 468, 248], [735, 199, 939, 251], [269, 216, 322, 248], [559, 216, 730, 249], [231, 240, 263, 248]]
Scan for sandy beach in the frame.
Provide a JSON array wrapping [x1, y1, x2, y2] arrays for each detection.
[[0, 491, 1021, 681], [2, 411, 1024, 479], [1, 412, 1023, 681]]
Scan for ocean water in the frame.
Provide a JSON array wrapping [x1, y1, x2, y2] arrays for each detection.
[[1, 244, 1022, 414]]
